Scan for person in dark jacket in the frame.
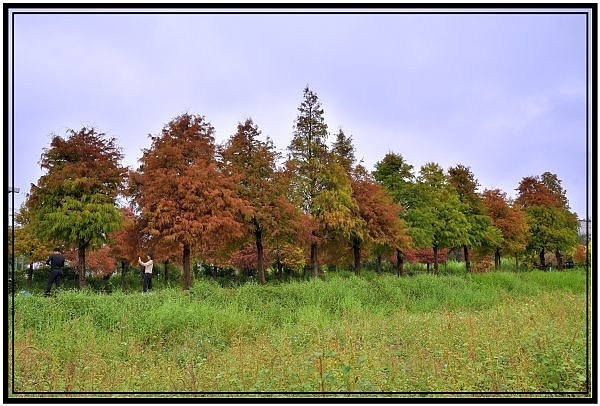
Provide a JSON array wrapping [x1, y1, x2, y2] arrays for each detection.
[[45, 247, 65, 296]]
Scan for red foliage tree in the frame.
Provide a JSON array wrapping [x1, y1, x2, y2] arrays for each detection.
[[404, 247, 449, 271], [63, 245, 116, 278]]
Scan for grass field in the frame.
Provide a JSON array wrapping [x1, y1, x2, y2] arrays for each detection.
[[7, 268, 591, 399]]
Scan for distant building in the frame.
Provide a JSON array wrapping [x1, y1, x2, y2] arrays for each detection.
[[578, 218, 592, 240]]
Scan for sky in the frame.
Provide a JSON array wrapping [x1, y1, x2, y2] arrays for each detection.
[[6, 6, 593, 222]]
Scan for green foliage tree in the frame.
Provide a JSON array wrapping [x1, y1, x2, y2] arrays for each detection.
[[407, 163, 470, 273], [12, 204, 53, 289], [540, 172, 581, 267], [26, 127, 126, 288], [525, 206, 579, 269], [373, 152, 415, 210], [331, 128, 356, 174], [269, 163, 314, 278], [313, 158, 365, 274], [329, 129, 363, 274], [448, 164, 502, 272], [330, 138, 411, 275], [372, 152, 416, 274], [516, 174, 579, 269]]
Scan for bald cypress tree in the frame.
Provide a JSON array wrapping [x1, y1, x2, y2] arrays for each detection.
[[516, 173, 579, 269], [27, 127, 126, 288], [448, 164, 500, 272], [221, 118, 300, 284], [287, 86, 330, 277], [130, 113, 247, 290], [408, 163, 470, 273], [331, 129, 356, 174]]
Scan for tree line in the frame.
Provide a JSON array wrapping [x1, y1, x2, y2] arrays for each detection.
[[11, 86, 585, 290]]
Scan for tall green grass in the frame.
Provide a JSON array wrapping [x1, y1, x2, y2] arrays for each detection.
[[8, 269, 590, 397]]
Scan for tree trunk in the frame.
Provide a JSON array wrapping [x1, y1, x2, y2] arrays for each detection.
[[555, 250, 563, 270], [182, 244, 192, 290], [310, 241, 319, 278], [78, 240, 88, 288], [463, 244, 471, 272], [120, 260, 127, 288], [164, 260, 169, 281], [539, 247, 546, 268], [433, 245, 439, 274], [255, 225, 266, 284], [494, 248, 501, 270], [352, 238, 361, 276], [396, 248, 404, 277]]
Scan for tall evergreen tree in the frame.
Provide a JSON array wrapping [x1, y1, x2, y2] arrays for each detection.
[[287, 86, 330, 277], [331, 128, 356, 174]]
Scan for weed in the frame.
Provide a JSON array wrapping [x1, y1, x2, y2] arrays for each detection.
[[7, 269, 589, 397]]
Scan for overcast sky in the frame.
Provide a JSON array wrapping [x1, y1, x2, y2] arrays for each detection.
[[7, 6, 592, 221]]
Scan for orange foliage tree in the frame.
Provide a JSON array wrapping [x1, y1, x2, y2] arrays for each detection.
[[481, 188, 530, 269], [221, 118, 302, 283], [108, 207, 147, 287], [130, 113, 248, 290], [351, 165, 411, 276]]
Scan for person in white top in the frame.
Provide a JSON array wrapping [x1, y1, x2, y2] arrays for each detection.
[[138, 254, 154, 293]]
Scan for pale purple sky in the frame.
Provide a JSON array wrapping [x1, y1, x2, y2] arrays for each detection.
[[7, 6, 593, 220]]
